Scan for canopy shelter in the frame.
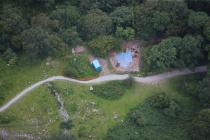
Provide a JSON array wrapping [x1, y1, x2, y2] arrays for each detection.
[[91, 59, 102, 72]]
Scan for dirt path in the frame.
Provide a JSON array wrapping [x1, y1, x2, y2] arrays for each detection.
[[0, 66, 207, 112]]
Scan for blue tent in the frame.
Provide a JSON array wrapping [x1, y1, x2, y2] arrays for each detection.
[[115, 51, 132, 68], [91, 59, 102, 72]]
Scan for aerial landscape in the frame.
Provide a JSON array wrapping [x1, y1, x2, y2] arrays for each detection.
[[0, 0, 210, 140]]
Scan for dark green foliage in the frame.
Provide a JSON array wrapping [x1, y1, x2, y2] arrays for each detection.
[[191, 109, 210, 140], [129, 110, 144, 127], [79, 9, 113, 40], [147, 38, 177, 70], [88, 35, 119, 58], [63, 54, 97, 78], [2, 48, 18, 65], [60, 27, 82, 47], [134, 0, 188, 39], [0, 114, 15, 124], [204, 22, 210, 41], [163, 100, 181, 118], [110, 6, 133, 27], [21, 27, 66, 59], [91, 81, 127, 100], [150, 93, 181, 118], [105, 92, 193, 140], [115, 26, 135, 40], [198, 78, 210, 107], [188, 11, 209, 30], [105, 123, 141, 140], [150, 93, 170, 109], [60, 120, 74, 130], [152, 11, 171, 32], [51, 5, 80, 28], [31, 13, 59, 31], [176, 35, 204, 68]]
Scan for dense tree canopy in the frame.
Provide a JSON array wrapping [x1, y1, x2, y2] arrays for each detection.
[[51, 5, 80, 28], [21, 27, 66, 59], [148, 38, 177, 70], [176, 35, 204, 68], [79, 9, 113, 40], [31, 13, 59, 31], [115, 26, 135, 40], [110, 6, 133, 27], [188, 11, 209, 30], [134, 0, 189, 40], [192, 109, 210, 140], [88, 35, 119, 58]]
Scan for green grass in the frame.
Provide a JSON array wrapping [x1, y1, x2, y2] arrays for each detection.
[[0, 86, 61, 136], [0, 74, 205, 140], [0, 57, 63, 105]]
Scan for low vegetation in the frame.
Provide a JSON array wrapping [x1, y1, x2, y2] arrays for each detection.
[[63, 54, 97, 78], [91, 78, 134, 100]]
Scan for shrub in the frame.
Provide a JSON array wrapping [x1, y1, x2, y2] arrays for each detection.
[[60, 120, 74, 130], [163, 100, 181, 118], [91, 81, 126, 100], [63, 54, 97, 78], [191, 109, 210, 140], [150, 93, 170, 109], [150, 93, 181, 118], [129, 110, 145, 127], [198, 78, 210, 107], [0, 114, 14, 124]]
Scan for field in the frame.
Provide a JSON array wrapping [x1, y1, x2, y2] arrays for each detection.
[[0, 74, 204, 139], [0, 57, 63, 106]]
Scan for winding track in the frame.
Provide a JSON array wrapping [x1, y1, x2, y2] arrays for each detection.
[[0, 66, 207, 112]]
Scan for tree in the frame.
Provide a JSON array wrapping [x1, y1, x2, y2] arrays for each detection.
[[96, 0, 133, 12], [0, 4, 28, 52], [60, 27, 82, 46], [2, 48, 18, 65], [87, 35, 119, 58], [192, 109, 210, 140], [147, 38, 178, 70], [21, 27, 66, 59], [198, 78, 210, 107], [31, 13, 59, 31], [110, 6, 133, 27], [51, 5, 80, 28], [115, 26, 135, 40], [78, 9, 113, 40], [150, 93, 170, 109], [129, 110, 144, 127], [134, 0, 188, 39], [176, 35, 204, 68], [152, 11, 171, 32], [204, 22, 210, 41], [188, 11, 209, 30], [19, 0, 56, 9]]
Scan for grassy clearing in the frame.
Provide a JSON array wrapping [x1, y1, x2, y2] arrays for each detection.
[[0, 74, 205, 140], [0, 57, 63, 105], [0, 86, 61, 136], [54, 76, 200, 140]]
